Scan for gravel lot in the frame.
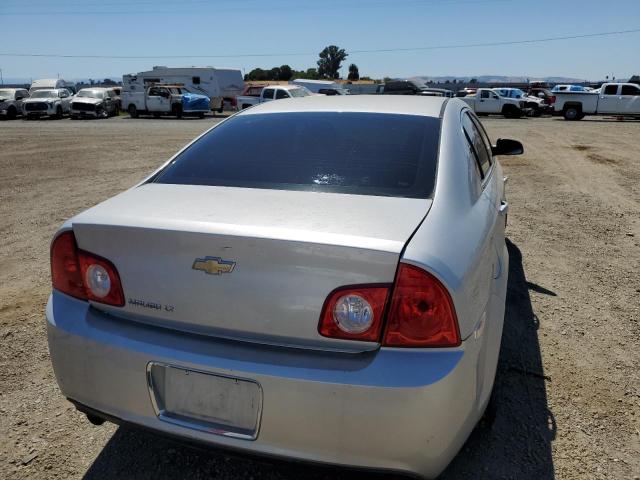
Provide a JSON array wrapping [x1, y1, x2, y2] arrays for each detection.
[[1, 113, 639, 479]]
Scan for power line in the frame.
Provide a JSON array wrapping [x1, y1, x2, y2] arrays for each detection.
[[0, 0, 511, 15], [0, 28, 638, 60]]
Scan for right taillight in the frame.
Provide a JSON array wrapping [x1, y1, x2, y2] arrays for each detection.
[[383, 263, 460, 347], [50, 230, 125, 307]]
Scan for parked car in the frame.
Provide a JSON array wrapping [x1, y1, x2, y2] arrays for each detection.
[[554, 82, 640, 120], [492, 88, 547, 116], [22, 89, 73, 119], [527, 87, 556, 109], [46, 95, 522, 480], [380, 80, 436, 95], [461, 88, 526, 118], [235, 85, 311, 109], [123, 84, 210, 118], [420, 88, 455, 97], [71, 88, 120, 119], [108, 87, 122, 110], [551, 84, 588, 93], [317, 88, 349, 96], [0, 88, 29, 119]]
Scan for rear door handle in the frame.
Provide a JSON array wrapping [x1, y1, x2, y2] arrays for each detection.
[[499, 201, 509, 216]]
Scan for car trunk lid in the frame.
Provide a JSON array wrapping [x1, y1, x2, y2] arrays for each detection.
[[71, 184, 431, 351]]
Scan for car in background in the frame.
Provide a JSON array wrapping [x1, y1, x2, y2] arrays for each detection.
[[528, 87, 556, 109], [0, 88, 29, 119], [420, 88, 455, 98], [29, 78, 70, 95], [461, 88, 526, 118], [22, 88, 73, 119], [554, 82, 640, 120], [551, 84, 589, 93], [492, 88, 548, 116], [380, 80, 436, 95], [108, 87, 122, 110], [235, 84, 311, 109], [317, 88, 349, 96], [46, 95, 522, 479], [71, 87, 120, 119]]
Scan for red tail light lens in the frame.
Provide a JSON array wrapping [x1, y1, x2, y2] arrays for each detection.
[[549, 95, 556, 104], [51, 231, 85, 300], [383, 264, 460, 347], [50, 231, 125, 307], [318, 285, 390, 342]]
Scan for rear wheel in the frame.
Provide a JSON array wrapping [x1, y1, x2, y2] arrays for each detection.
[[531, 106, 542, 117], [128, 104, 138, 118], [563, 106, 581, 121]]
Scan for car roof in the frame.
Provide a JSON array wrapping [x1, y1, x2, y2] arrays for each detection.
[[239, 95, 447, 118]]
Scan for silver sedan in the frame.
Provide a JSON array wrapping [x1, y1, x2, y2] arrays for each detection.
[[46, 95, 522, 479]]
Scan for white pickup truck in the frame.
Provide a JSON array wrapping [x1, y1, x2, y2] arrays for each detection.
[[236, 85, 311, 110], [460, 88, 526, 118], [123, 85, 210, 118], [554, 82, 640, 120]]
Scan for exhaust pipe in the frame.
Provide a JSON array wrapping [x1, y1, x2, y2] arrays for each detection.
[[86, 413, 105, 426]]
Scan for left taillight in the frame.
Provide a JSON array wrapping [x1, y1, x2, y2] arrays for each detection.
[[50, 231, 125, 306]]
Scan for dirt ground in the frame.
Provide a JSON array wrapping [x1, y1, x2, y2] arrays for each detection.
[[1, 113, 638, 479]]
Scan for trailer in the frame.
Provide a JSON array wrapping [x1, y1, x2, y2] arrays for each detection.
[[123, 66, 243, 112]]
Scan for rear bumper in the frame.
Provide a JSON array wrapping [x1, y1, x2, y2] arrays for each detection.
[[46, 292, 487, 479]]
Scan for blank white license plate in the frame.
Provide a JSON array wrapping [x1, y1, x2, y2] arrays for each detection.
[[147, 363, 262, 440]]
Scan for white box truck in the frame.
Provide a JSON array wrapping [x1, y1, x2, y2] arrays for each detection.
[[123, 66, 243, 112]]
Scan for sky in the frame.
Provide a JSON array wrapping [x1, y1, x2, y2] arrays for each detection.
[[1, 0, 639, 83]]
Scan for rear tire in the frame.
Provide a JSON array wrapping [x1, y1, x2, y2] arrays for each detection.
[[128, 104, 138, 118], [563, 106, 582, 120]]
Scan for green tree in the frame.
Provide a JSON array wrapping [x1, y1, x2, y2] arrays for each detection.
[[347, 64, 360, 81], [317, 45, 348, 79], [279, 65, 293, 81]]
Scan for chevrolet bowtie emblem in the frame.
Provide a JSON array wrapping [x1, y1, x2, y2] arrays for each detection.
[[192, 257, 236, 275]]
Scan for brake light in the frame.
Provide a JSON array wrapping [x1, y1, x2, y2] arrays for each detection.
[[50, 231, 125, 306], [318, 285, 390, 341], [549, 95, 556, 105], [383, 264, 460, 347], [51, 231, 85, 300]]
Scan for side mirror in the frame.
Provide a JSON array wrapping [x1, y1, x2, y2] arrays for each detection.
[[492, 138, 523, 156]]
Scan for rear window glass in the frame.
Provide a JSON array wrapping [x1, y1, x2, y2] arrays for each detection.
[[153, 112, 441, 198]]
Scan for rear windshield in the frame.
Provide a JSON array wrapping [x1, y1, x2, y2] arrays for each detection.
[[153, 112, 441, 198]]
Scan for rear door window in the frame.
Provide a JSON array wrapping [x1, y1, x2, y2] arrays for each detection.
[[154, 112, 442, 198], [262, 88, 275, 99], [621, 85, 640, 96], [275, 89, 290, 99], [461, 112, 492, 178]]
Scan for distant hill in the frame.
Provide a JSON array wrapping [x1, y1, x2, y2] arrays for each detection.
[[410, 75, 592, 84]]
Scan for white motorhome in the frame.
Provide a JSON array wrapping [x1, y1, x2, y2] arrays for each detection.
[[122, 66, 243, 112], [291, 79, 349, 95], [29, 79, 69, 94]]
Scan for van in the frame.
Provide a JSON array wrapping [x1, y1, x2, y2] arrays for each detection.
[[30, 79, 68, 94]]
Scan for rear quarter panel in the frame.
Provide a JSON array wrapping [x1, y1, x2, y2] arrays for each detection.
[[402, 100, 498, 340]]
